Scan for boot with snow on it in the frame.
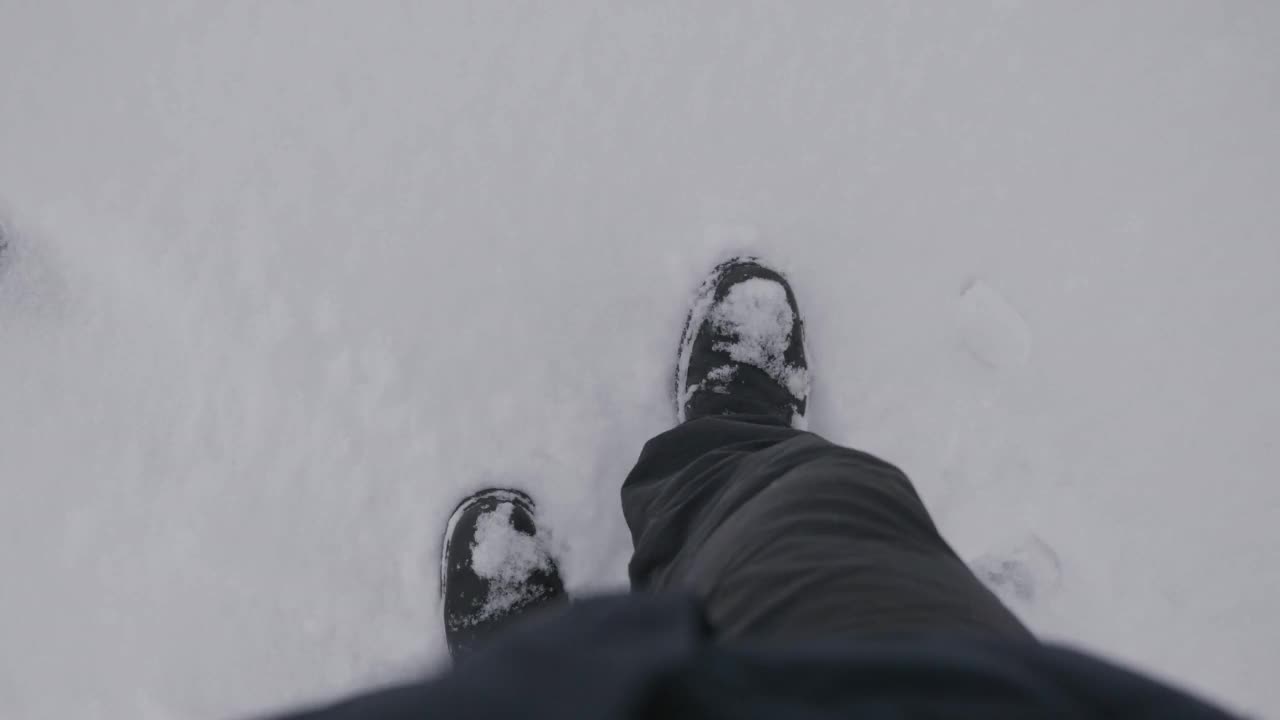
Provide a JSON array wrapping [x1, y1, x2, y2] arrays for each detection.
[[441, 489, 566, 661], [676, 257, 811, 429]]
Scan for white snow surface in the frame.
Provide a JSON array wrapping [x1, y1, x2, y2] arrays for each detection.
[[2, 2, 1279, 718], [467, 503, 554, 623]]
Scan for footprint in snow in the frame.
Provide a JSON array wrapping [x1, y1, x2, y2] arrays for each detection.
[[970, 533, 1062, 606], [957, 279, 1032, 370]]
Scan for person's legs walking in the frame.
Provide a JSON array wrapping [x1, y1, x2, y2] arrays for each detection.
[[624, 257, 1032, 644], [272, 256, 1240, 720]]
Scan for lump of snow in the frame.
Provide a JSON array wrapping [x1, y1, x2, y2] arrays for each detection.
[[710, 278, 810, 400], [469, 502, 554, 621], [711, 278, 794, 364]]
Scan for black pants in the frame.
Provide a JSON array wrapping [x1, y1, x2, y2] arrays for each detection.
[[623, 415, 1033, 644]]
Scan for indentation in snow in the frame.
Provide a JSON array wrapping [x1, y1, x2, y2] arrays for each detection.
[[957, 280, 1032, 369], [971, 533, 1062, 606]]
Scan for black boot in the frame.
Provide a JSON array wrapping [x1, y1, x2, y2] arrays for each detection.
[[441, 489, 566, 660], [676, 257, 810, 428]]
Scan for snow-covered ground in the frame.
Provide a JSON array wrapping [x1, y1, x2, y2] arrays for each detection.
[[2, 2, 1277, 718]]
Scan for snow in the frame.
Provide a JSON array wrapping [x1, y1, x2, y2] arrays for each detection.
[[957, 280, 1032, 370], [2, 2, 1279, 718], [710, 277, 811, 409], [706, 365, 738, 384], [712, 278, 796, 365], [466, 502, 554, 624], [971, 533, 1062, 607]]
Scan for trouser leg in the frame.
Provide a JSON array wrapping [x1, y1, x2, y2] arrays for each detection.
[[622, 416, 1033, 643]]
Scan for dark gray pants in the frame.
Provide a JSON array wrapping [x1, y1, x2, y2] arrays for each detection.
[[622, 416, 1033, 644]]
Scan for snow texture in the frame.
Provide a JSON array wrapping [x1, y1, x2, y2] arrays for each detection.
[[710, 277, 811, 407], [957, 280, 1032, 369], [712, 278, 795, 365], [1, 3, 1278, 718], [971, 534, 1063, 608], [466, 503, 554, 624], [706, 365, 738, 384]]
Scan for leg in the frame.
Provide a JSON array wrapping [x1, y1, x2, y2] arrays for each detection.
[[628, 256, 1032, 644], [623, 416, 1033, 643]]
